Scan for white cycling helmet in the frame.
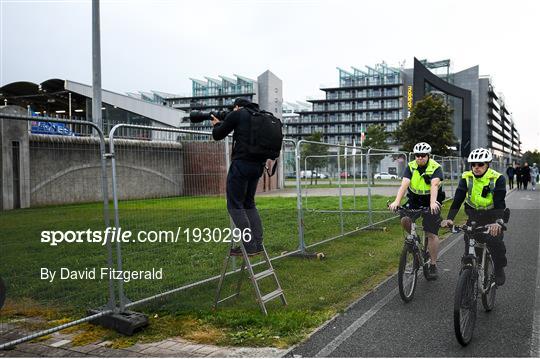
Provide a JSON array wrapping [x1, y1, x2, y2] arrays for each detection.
[[467, 148, 493, 163], [413, 142, 432, 154]]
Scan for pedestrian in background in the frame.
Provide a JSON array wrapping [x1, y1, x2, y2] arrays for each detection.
[[522, 162, 531, 191], [515, 163, 522, 190], [531, 163, 539, 191], [506, 163, 515, 189]]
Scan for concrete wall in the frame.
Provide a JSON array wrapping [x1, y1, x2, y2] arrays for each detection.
[[108, 139, 185, 202], [1, 118, 279, 209], [0, 106, 31, 210], [27, 136, 185, 206], [29, 135, 106, 206]]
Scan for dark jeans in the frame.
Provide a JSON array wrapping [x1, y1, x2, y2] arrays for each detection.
[[465, 218, 507, 270], [226, 160, 265, 250], [507, 176, 514, 189]]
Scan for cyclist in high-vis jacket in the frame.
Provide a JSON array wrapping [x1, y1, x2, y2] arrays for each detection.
[[441, 148, 507, 286], [389, 142, 445, 280]]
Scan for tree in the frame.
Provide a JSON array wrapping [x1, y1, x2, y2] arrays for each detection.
[[522, 150, 540, 165], [363, 124, 389, 184], [394, 94, 457, 156], [301, 132, 328, 184]]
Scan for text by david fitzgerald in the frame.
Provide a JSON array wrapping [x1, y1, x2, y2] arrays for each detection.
[[40, 267, 163, 283]]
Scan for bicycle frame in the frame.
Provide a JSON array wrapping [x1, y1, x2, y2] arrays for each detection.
[[408, 222, 429, 266], [398, 206, 432, 267], [396, 206, 433, 302], [463, 232, 494, 295]]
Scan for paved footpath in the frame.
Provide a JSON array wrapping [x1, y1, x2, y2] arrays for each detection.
[[287, 189, 540, 357], [0, 329, 286, 358], [258, 185, 457, 199]]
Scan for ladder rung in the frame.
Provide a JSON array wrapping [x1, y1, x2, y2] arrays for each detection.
[[261, 289, 283, 303], [253, 269, 274, 281], [217, 293, 239, 304]]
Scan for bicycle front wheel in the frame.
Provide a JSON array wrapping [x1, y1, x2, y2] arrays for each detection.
[[398, 244, 419, 302], [422, 237, 430, 280], [481, 253, 497, 311], [454, 267, 478, 346]]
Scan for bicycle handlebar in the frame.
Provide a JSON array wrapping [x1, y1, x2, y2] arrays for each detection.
[[386, 200, 431, 214], [447, 220, 507, 234]]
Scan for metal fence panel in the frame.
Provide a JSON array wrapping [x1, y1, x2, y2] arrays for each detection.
[[108, 125, 297, 311], [0, 113, 114, 349], [293, 141, 403, 252]]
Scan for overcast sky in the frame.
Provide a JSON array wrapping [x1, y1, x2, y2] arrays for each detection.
[[1, 0, 539, 151]]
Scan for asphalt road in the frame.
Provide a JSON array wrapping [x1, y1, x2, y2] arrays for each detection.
[[287, 189, 540, 357]]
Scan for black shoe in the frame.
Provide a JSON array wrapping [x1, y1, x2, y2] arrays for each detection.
[[494, 267, 506, 286], [229, 246, 261, 257], [426, 264, 439, 280], [229, 246, 243, 256]]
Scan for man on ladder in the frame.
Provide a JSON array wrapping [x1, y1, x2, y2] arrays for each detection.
[[211, 97, 286, 314]]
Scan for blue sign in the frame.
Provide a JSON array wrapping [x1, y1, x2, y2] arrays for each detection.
[[31, 121, 76, 136]]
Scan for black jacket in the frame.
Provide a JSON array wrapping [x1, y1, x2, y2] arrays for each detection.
[[212, 104, 263, 163], [506, 166, 515, 177], [522, 165, 531, 181]]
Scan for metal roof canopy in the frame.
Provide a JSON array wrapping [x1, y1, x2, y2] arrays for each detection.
[[0, 79, 187, 127], [66, 80, 187, 127]]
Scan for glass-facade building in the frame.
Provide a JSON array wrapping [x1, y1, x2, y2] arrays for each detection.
[[163, 75, 258, 133], [287, 63, 404, 145], [148, 71, 283, 137], [287, 59, 522, 163]]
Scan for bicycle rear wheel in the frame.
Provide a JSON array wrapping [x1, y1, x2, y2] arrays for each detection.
[[454, 267, 478, 346], [398, 244, 419, 302], [481, 253, 497, 311]]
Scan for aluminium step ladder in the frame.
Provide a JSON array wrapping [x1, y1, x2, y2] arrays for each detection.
[[214, 242, 287, 315]]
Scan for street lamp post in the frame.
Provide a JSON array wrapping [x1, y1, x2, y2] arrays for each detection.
[[92, 0, 103, 131]]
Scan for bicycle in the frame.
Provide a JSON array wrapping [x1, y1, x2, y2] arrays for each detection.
[[450, 219, 507, 346], [392, 204, 433, 303]]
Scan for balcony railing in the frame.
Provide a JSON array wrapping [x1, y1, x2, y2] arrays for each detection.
[[488, 108, 501, 121]]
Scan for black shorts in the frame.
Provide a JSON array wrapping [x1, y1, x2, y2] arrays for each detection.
[[400, 202, 442, 235]]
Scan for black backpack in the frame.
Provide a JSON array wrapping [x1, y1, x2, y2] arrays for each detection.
[[244, 108, 283, 175]]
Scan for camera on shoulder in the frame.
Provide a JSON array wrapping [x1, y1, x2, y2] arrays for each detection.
[[187, 98, 252, 123]]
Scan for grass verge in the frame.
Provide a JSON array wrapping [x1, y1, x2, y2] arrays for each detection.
[[0, 195, 464, 348]]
